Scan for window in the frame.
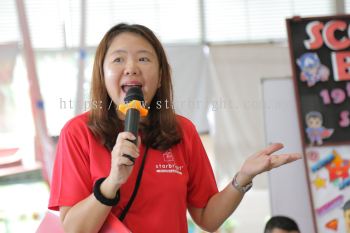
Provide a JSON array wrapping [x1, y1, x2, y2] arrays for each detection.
[[0, 0, 201, 48], [345, 0, 350, 12], [24, 0, 65, 48], [0, 0, 20, 44], [85, 0, 201, 46], [0, 0, 338, 47], [204, 0, 335, 43]]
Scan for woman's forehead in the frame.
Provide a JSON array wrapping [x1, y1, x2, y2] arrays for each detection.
[[108, 32, 155, 52]]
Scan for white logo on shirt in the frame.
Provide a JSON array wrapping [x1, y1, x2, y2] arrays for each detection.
[[163, 149, 174, 162], [155, 149, 183, 175]]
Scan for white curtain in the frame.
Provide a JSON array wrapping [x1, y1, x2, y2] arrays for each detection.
[[163, 43, 293, 188], [165, 45, 210, 133], [208, 44, 292, 188]]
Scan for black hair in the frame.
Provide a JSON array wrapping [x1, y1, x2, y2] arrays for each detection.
[[343, 200, 350, 211], [264, 216, 300, 233], [305, 111, 322, 122]]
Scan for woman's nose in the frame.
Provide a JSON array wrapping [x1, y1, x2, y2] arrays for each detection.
[[124, 61, 139, 76]]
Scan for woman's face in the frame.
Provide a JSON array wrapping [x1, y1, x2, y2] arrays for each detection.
[[103, 32, 160, 115]]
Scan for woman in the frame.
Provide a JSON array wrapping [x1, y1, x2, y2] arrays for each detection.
[[49, 23, 301, 233]]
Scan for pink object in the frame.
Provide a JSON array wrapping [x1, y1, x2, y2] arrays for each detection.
[[36, 212, 64, 233], [0, 148, 21, 169], [36, 211, 131, 233], [100, 214, 132, 233], [0, 148, 19, 157], [315, 195, 344, 216]]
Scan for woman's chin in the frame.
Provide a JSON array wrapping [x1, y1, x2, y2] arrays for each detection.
[[116, 110, 126, 121]]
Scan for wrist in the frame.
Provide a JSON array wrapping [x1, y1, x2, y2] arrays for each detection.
[[102, 177, 121, 198], [94, 177, 120, 206], [231, 172, 253, 194], [236, 171, 253, 187]]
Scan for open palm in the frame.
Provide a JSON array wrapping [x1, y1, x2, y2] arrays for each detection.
[[239, 143, 302, 182]]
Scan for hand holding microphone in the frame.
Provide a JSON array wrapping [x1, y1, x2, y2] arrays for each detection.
[[118, 87, 148, 165], [108, 87, 148, 186]]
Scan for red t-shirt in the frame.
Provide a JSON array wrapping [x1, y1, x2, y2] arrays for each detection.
[[49, 112, 218, 233]]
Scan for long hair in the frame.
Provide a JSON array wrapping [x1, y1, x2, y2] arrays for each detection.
[[88, 23, 181, 151]]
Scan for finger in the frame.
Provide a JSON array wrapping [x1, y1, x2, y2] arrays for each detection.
[[288, 153, 302, 161], [278, 153, 302, 162], [113, 137, 140, 156], [116, 132, 137, 144], [122, 139, 140, 154], [119, 145, 139, 160], [259, 143, 284, 156], [122, 154, 135, 165], [270, 153, 302, 168], [118, 156, 135, 166], [112, 143, 139, 162]]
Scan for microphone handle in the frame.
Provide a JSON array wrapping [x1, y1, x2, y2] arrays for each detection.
[[125, 108, 140, 145], [123, 108, 140, 165]]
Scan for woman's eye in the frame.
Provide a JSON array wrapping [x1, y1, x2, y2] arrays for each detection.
[[139, 57, 150, 62], [113, 57, 122, 63]]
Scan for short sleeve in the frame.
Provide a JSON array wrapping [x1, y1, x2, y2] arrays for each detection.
[[185, 121, 218, 208], [48, 120, 92, 211]]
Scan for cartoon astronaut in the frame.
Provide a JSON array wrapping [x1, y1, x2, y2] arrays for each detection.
[[297, 52, 330, 87], [305, 111, 334, 146]]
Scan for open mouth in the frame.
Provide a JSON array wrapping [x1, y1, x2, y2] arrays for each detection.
[[121, 84, 143, 93]]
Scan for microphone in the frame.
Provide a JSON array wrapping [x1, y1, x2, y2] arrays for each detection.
[[118, 87, 148, 164]]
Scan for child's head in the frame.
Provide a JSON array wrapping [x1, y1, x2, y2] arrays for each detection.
[[305, 111, 323, 128]]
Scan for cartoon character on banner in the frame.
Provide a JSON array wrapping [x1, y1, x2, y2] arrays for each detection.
[[325, 150, 350, 187], [296, 52, 329, 87], [305, 111, 333, 146], [344, 200, 350, 233]]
